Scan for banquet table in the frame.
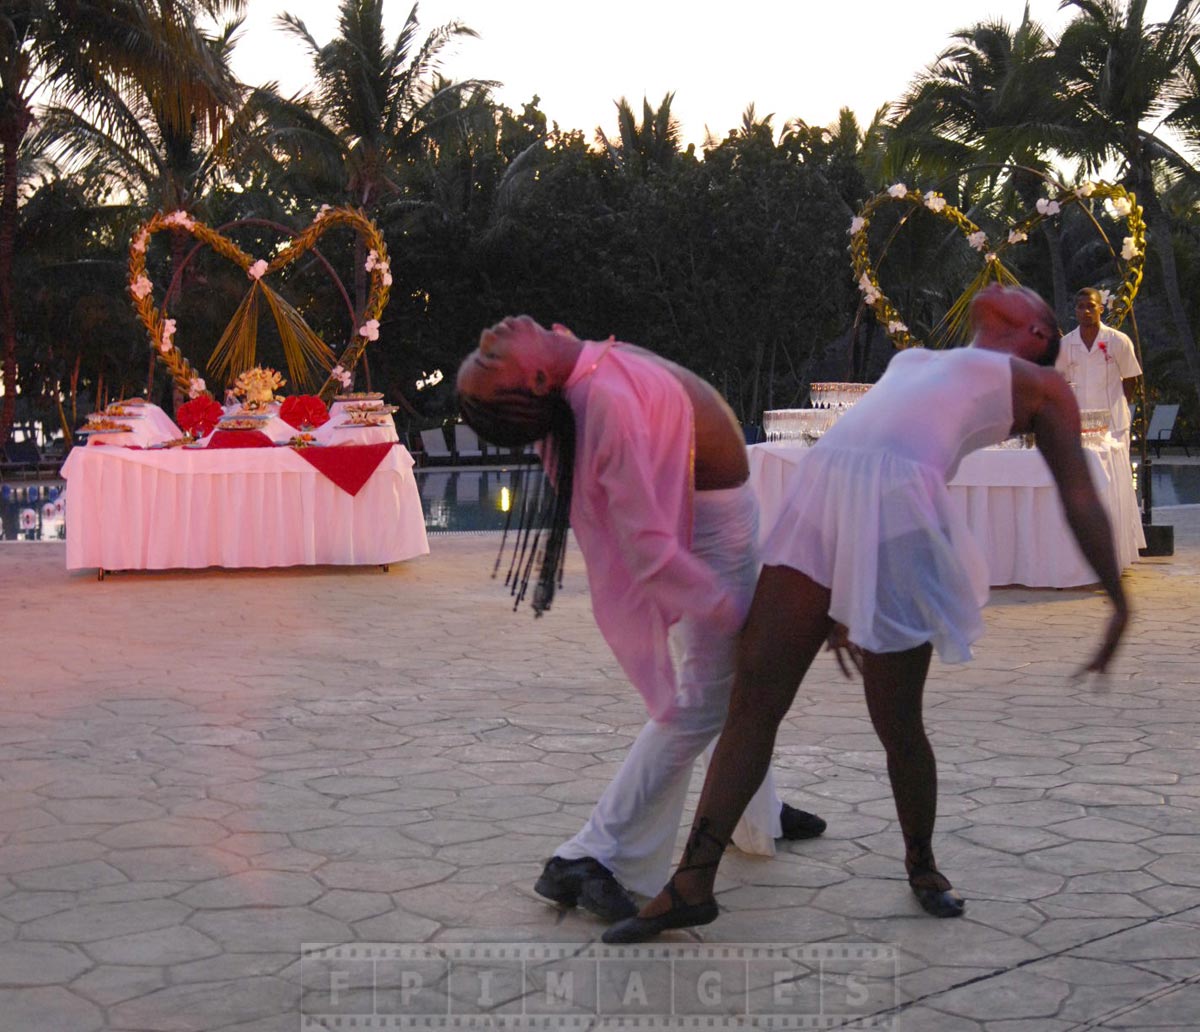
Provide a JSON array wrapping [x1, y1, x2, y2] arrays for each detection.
[[63, 402, 429, 574], [747, 437, 1145, 588]]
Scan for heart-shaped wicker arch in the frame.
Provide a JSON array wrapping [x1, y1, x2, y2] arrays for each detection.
[[850, 181, 1146, 350], [128, 205, 392, 403]]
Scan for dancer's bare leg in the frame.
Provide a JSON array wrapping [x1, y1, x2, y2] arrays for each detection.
[[862, 645, 963, 916], [637, 566, 832, 918]]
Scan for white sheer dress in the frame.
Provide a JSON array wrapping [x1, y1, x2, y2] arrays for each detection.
[[761, 347, 1015, 663]]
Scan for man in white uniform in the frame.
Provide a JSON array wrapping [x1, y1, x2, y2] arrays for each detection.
[[1055, 288, 1142, 446]]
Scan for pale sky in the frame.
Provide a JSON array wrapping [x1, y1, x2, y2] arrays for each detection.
[[227, 0, 1178, 150]]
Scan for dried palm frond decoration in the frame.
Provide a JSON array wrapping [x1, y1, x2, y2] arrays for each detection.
[[849, 180, 1145, 350], [127, 206, 393, 401]]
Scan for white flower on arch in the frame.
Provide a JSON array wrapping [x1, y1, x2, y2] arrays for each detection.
[[1110, 196, 1133, 217]]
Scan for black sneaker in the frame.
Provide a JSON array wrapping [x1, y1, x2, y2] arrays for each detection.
[[534, 856, 637, 922], [779, 803, 827, 840]]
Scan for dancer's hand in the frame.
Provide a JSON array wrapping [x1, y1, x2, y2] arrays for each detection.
[[826, 623, 863, 679], [1075, 604, 1128, 678]]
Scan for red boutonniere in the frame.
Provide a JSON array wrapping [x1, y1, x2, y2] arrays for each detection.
[[1097, 341, 1110, 362]]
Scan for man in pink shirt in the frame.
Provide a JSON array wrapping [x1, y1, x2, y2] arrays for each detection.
[[457, 315, 825, 923]]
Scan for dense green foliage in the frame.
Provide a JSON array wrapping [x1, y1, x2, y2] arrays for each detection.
[[5, 0, 1200, 445]]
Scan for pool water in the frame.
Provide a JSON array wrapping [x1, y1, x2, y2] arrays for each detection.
[[3, 462, 1199, 541], [1, 482, 66, 541], [1139, 461, 1200, 507], [419, 467, 544, 532], [0, 467, 546, 541]]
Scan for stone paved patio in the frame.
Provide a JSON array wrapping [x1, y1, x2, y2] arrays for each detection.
[[0, 505, 1197, 1031]]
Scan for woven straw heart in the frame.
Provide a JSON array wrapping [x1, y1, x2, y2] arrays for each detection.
[[128, 206, 391, 402], [850, 180, 1146, 349]]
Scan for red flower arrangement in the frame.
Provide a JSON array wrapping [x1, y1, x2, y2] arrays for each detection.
[[175, 396, 224, 438], [279, 394, 330, 429], [1097, 341, 1110, 362]]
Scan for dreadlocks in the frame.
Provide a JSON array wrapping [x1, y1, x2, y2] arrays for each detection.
[[459, 389, 576, 616]]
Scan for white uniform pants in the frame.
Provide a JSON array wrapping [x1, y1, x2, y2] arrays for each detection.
[[556, 483, 782, 896]]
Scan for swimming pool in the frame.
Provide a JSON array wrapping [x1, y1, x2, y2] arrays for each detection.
[[3, 462, 1199, 540], [0, 467, 543, 541], [1137, 461, 1200, 507]]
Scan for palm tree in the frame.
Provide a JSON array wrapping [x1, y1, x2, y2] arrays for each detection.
[[889, 8, 1073, 319], [277, 0, 490, 344], [0, 0, 241, 445], [278, 0, 489, 212], [598, 93, 685, 174], [32, 19, 260, 216], [1056, 0, 1200, 403], [780, 105, 887, 209]]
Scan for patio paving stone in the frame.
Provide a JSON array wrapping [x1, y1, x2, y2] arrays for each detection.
[[0, 503, 1196, 1029]]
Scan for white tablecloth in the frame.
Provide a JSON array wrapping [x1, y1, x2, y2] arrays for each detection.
[[62, 444, 429, 572], [747, 437, 1144, 588]]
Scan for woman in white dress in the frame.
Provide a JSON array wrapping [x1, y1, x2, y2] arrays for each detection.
[[605, 285, 1131, 941]]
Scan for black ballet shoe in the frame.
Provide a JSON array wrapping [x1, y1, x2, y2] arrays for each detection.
[[908, 870, 965, 918], [779, 803, 827, 840], [602, 819, 726, 944], [602, 881, 718, 944], [534, 856, 637, 922]]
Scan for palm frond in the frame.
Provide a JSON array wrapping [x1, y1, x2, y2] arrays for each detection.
[[932, 261, 1022, 349], [207, 281, 262, 386], [274, 12, 323, 64], [257, 282, 337, 390]]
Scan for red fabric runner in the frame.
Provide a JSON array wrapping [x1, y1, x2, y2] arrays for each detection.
[[207, 430, 275, 449], [297, 442, 393, 496]]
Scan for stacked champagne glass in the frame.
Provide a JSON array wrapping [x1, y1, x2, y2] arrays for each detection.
[[810, 382, 872, 410], [1080, 409, 1111, 448], [762, 382, 873, 446]]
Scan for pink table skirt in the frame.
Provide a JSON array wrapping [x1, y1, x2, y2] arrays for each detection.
[[61, 444, 429, 572]]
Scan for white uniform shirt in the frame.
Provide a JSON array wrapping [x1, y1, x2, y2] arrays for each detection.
[[1055, 324, 1141, 442]]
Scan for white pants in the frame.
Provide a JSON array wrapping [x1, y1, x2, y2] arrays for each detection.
[[556, 483, 783, 896]]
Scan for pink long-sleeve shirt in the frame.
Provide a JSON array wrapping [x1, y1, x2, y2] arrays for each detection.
[[563, 341, 737, 719]]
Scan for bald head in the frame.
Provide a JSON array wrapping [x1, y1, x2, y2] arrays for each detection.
[[970, 285, 1060, 366]]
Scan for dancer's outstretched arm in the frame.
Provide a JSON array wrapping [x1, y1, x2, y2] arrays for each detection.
[[1012, 361, 1130, 673]]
